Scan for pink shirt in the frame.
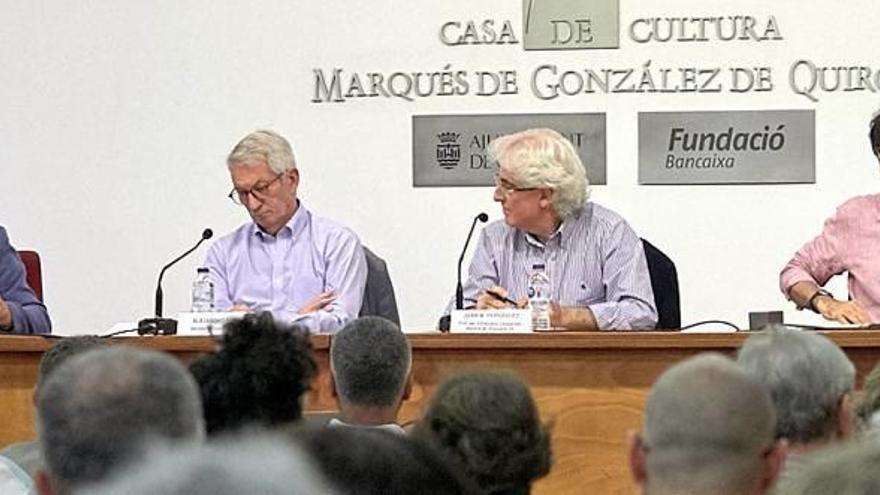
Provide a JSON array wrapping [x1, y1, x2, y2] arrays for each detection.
[[780, 194, 880, 322]]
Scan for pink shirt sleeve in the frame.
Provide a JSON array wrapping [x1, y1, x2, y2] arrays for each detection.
[[779, 204, 851, 297]]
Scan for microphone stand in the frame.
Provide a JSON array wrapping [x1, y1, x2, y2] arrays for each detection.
[[137, 229, 213, 336], [440, 213, 488, 332]]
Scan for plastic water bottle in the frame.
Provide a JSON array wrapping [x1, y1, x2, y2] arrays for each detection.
[[528, 263, 551, 331], [191, 267, 214, 312]]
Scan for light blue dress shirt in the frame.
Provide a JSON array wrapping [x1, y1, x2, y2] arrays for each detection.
[[205, 203, 367, 334]]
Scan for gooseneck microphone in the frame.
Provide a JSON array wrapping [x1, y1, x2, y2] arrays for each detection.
[[456, 213, 488, 310], [138, 228, 213, 336]]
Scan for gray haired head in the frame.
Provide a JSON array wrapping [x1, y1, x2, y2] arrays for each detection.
[[37, 346, 204, 494], [489, 128, 590, 219], [227, 129, 297, 173], [330, 316, 411, 408], [736, 325, 854, 444], [78, 434, 336, 495], [641, 353, 777, 494]]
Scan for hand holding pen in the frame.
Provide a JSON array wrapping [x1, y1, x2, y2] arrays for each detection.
[[473, 286, 528, 310]]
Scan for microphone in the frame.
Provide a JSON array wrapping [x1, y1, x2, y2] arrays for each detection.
[[137, 228, 213, 336], [456, 213, 488, 310]]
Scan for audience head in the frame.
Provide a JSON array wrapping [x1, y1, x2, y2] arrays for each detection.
[[37, 336, 107, 387], [36, 346, 204, 495], [330, 316, 411, 423], [412, 370, 552, 495], [295, 426, 479, 495], [630, 353, 783, 495], [855, 361, 880, 433], [190, 312, 316, 435], [737, 325, 855, 445], [489, 128, 589, 220], [775, 439, 880, 495], [82, 434, 335, 495]]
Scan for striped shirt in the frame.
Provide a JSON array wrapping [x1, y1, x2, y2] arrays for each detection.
[[451, 202, 657, 330]]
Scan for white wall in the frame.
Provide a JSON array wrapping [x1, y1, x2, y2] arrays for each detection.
[[1, 0, 877, 334]]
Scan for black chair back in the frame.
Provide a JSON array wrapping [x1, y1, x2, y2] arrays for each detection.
[[360, 247, 401, 326], [641, 239, 681, 330]]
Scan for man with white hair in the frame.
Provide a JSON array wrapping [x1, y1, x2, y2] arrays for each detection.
[[736, 326, 855, 485], [329, 316, 411, 433], [629, 353, 786, 495], [35, 347, 204, 495], [206, 129, 367, 333], [454, 128, 657, 330]]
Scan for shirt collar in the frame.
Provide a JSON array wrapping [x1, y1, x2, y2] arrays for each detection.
[[523, 204, 588, 249], [252, 200, 309, 241]]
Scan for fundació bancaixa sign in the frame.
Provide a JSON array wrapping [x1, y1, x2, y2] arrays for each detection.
[[638, 110, 815, 185]]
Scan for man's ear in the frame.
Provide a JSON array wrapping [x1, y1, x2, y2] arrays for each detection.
[[761, 439, 788, 491], [837, 392, 852, 439], [402, 371, 413, 401], [539, 188, 553, 209], [628, 430, 647, 487], [35, 469, 55, 495], [329, 371, 338, 400]]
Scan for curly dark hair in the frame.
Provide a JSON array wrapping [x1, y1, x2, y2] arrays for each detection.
[[412, 370, 552, 495], [190, 312, 316, 435]]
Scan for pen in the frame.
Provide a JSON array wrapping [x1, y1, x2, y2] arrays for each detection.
[[486, 289, 519, 306]]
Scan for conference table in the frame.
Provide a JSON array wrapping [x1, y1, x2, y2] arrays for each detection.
[[2, 330, 879, 494]]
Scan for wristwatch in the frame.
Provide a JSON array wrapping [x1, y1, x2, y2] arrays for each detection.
[[808, 289, 834, 314]]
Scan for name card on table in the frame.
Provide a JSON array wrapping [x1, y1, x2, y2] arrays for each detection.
[[450, 309, 532, 333], [177, 311, 245, 336]]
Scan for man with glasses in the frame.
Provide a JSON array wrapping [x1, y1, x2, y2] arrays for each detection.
[[205, 129, 367, 333], [450, 128, 657, 330]]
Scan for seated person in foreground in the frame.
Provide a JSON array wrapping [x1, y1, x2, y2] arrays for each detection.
[[448, 128, 657, 330], [412, 370, 551, 495], [189, 312, 316, 436], [35, 347, 204, 495], [85, 435, 335, 495], [329, 316, 411, 433], [628, 353, 785, 495], [775, 439, 880, 495], [0, 226, 50, 334], [0, 336, 107, 491], [779, 111, 880, 325], [295, 427, 480, 495], [736, 325, 854, 488], [206, 129, 367, 333]]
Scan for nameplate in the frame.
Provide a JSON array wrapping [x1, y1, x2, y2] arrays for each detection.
[[177, 311, 245, 336], [450, 309, 533, 333]]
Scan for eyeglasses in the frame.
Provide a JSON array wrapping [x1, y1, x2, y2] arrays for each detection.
[[494, 176, 538, 197], [228, 173, 284, 206]]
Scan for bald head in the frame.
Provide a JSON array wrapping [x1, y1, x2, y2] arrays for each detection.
[[635, 353, 780, 495]]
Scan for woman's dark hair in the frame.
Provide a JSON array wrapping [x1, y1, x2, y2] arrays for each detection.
[[295, 426, 481, 495], [412, 370, 552, 495], [190, 312, 316, 435]]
